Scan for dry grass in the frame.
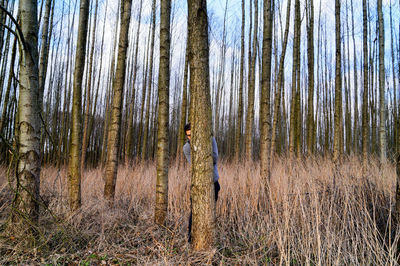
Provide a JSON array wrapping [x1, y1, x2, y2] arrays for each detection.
[[0, 156, 399, 265]]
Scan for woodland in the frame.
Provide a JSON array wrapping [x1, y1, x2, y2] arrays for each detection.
[[0, 0, 400, 264]]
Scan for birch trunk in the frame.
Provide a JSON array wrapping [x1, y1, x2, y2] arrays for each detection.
[[13, 0, 41, 230]]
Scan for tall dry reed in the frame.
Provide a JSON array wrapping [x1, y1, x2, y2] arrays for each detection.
[[0, 156, 399, 265]]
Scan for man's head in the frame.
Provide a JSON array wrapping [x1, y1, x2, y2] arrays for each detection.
[[184, 123, 191, 141]]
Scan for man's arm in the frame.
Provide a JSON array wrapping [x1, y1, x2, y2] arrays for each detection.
[[183, 142, 191, 163], [212, 137, 218, 165]]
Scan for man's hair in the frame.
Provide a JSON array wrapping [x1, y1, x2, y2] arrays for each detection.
[[184, 123, 191, 133]]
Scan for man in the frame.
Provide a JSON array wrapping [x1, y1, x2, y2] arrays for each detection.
[[183, 123, 220, 242]]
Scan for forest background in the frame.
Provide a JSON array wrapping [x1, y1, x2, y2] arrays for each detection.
[[1, 0, 400, 264]]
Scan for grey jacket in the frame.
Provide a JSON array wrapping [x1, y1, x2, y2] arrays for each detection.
[[183, 137, 219, 182]]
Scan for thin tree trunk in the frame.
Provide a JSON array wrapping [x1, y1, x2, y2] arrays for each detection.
[[0, 38, 16, 135], [125, 0, 143, 164], [333, 0, 342, 163], [67, 0, 90, 211], [81, 0, 99, 171], [104, 0, 132, 202], [389, 1, 397, 154], [306, 0, 314, 154], [234, 0, 245, 160], [38, 0, 52, 105], [245, 0, 258, 160], [377, 0, 386, 162], [142, 0, 157, 161], [289, 0, 300, 156], [260, 0, 273, 186], [350, 0, 358, 153], [155, 0, 171, 225], [271, 0, 291, 156], [177, 42, 189, 160], [362, 0, 369, 163]]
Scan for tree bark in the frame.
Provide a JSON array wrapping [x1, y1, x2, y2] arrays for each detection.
[[67, 0, 89, 211], [38, 0, 52, 105], [362, 0, 369, 163], [260, 0, 273, 186], [245, 0, 258, 160], [125, 0, 143, 164], [142, 0, 157, 161], [289, 0, 300, 157], [177, 46, 189, 162], [155, 0, 171, 225], [333, 0, 342, 163], [104, 0, 132, 202], [235, 0, 245, 160], [271, 0, 291, 156], [377, 0, 386, 162], [13, 0, 41, 232], [306, 0, 314, 154], [187, 0, 215, 250], [81, 0, 99, 170]]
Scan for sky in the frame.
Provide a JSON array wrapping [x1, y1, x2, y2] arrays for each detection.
[[37, 0, 400, 126]]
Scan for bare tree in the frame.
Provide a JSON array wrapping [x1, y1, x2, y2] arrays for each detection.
[[362, 0, 369, 163], [12, 0, 41, 232], [235, 0, 245, 160], [271, 0, 291, 156], [81, 0, 99, 171], [289, 0, 301, 157], [155, 0, 171, 225], [333, 0, 342, 163], [67, 0, 90, 211], [187, 0, 215, 250], [377, 0, 386, 162], [245, 0, 258, 160], [260, 0, 273, 185], [306, 0, 314, 154], [104, 0, 132, 202]]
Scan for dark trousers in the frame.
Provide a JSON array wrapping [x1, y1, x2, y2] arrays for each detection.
[[188, 181, 220, 242]]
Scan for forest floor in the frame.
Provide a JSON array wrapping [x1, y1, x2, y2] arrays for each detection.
[[0, 156, 399, 265]]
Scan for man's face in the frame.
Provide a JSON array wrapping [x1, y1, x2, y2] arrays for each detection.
[[185, 130, 191, 141]]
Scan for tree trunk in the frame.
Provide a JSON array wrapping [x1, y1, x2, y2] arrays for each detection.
[[67, 0, 90, 211], [306, 0, 314, 154], [245, 0, 258, 160], [0, 38, 16, 136], [155, 0, 171, 225], [235, 0, 245, 160], [362, 0, 369, 163], [350, 0, 358, 153], [271, 0, 291, 156], [289, 0, 300, 157], [13, 0, 41, 232], [38, 0, 52, 105], [81, 0, 99, 171], [142, 0, 157, 161], [177, 40, 189, 160], [377, 0, 386, 162], [125, 0, 143, 164], [333, 0, 342, 163], [104, 0, 132, 202], [260, 0, 273, 186], [187, 0, 215, 250]]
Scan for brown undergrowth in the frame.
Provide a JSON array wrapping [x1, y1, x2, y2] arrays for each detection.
[[0, 156, 399, 264]]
